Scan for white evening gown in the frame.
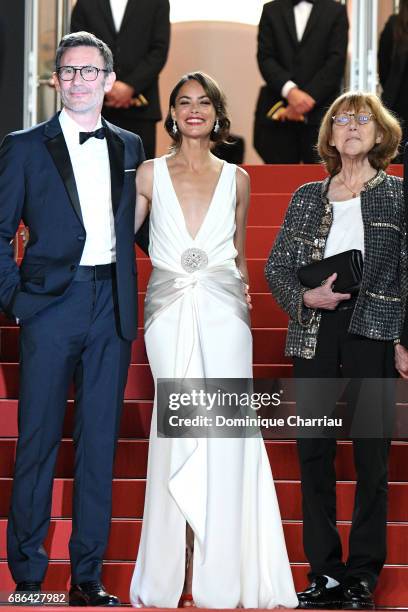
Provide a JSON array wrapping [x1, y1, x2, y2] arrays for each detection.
[[130, 157, 298, 609]]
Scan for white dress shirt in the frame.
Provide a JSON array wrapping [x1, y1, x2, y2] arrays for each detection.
[[281, 1, 314, 99], [59, 108, 116, 265], [110, 0, 129, 32]]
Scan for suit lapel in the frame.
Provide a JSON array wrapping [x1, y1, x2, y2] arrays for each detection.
[[98, 0, 117, 38], [301, 0, 324, 45], [281, 0, 299, 47], [119, 0, 138, 35], [104, 120, 125, 217], [44, 114, 84, 227]]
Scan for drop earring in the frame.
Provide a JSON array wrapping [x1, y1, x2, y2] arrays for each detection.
[[172, 119, 178, 134], [213, 118, 220, 134]]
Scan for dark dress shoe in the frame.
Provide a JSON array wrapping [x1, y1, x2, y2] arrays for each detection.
[[15, 582, 42, 592], [297, 575, 344, 609], [69, 582, 120, 606], [343, 578, 375, 609], [13, 584, 42, 607]]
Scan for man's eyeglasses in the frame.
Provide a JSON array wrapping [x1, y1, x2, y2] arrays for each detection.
[[332, 112, 375, 126], [56, 65, 109, 81]]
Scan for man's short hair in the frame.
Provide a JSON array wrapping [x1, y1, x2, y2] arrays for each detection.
[[55, 31, 114, 73]]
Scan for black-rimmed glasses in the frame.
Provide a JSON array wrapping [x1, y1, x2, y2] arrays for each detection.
[[56, 65, 109, 81], [332, 112, 375, 126]]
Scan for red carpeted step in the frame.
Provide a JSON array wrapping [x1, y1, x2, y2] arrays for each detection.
[[0, 561, 406, 607], [0, 260, 276, 305], [246, 227, 279, 258], [0, 518, 407, 564], [244, 164, 403, 194], [265, 441, 408, 482], [141, 227, 281, 260], [0, 328, 145, 364], [1, 439, 408, 481], [251, 293, 289, 327], [0, 478, 147, 519], [245, 164, 327, 193], [0, 327, 290, 365], [0, 364, 154, 401], [248, 260, 273, 293], [248, 194, 291, 226], [0, 363, 295, 400], [135, 258, 281, 293], [1, 477, 407, 522], [0, 400, 153, 439]]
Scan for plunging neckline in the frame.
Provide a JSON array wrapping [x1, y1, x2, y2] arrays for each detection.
[[164, 156, 226, 242]]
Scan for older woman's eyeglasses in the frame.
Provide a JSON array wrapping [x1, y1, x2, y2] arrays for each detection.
[[332, 112, 375, 126]]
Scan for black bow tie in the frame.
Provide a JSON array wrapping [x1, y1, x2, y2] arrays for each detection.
[[79, 126, 106, 145], [292, 0, 314, 5]]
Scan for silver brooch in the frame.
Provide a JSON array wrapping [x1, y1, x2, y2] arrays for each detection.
[[181, 248, 208, 273]]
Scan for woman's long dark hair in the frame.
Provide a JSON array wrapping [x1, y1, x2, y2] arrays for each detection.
[[395, 0, 408, 48]]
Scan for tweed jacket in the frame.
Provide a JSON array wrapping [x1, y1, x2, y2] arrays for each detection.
[[265, 171, 407, 359]]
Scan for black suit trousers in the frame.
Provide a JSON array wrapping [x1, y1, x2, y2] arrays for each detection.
[[254, 119, 320, 164], [293, 306, 395, 590]]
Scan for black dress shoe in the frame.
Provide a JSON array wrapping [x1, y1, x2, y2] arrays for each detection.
[[297, 575, 344, 609], [13, 584, 42, 607], [343, 578, 375, 610], [69, 582, 120, 607], [15, 582, 42, 592]]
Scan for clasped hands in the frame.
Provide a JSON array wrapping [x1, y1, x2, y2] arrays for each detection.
[[104, 81, 135, 108], [278, 87, 315, 122]]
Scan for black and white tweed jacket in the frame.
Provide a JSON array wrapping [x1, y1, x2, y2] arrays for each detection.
[[265, 171, 408, 359]]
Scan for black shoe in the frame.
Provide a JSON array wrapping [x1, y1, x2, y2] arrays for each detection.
[[343, 578, 375, 610], [15, 582, 42, 592], [69, 582, 120, 607], [297, 575, 344, 609], [13, 584, 42, 607]]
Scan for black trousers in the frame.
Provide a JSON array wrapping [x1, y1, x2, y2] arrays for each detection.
[[254, 119, 320, 164], [102, 108, 157, 159], [7, 276, 131, 583], [293, 307, 396, 590]]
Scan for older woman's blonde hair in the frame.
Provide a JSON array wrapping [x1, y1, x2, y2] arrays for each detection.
[[318, 92, 402, 176]]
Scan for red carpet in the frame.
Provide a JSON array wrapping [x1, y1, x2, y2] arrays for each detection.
[[0, 164, 407, 608]]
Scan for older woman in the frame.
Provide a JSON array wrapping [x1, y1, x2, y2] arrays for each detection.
[[265, 92, 406, 610]]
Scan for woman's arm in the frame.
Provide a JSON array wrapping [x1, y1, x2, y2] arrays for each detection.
[[265, 188, 316, 325], [265, 186, 351, 324], [234, 166, 250, 285], [135, 160, 153, 234]]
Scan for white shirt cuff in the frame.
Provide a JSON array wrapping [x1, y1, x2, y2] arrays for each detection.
[[281, 80, 297, 99]]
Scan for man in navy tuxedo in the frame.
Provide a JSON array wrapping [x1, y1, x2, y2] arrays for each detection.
[[1, 31, 146, 606]]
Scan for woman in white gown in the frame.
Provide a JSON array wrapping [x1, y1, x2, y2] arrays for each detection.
[[130, 72, 298, 609]]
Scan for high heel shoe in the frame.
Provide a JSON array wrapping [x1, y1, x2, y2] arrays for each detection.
[[179, 593, 195, 608]]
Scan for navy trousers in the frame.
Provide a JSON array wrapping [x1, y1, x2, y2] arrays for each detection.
[[7, 274, 132, 583]]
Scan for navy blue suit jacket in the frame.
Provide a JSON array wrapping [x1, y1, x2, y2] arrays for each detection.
[[0, 112, 145, 340]]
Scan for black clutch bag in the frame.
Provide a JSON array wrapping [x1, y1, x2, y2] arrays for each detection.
[[298, 249, 363, 295]]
